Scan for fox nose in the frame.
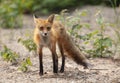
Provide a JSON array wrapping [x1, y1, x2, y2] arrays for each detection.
[[44, 33, 47, 36]]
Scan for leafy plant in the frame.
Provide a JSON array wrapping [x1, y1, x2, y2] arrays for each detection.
[[0, 45, 19, 64], [17, 32, 35, 72], [84, 34, 113, 57], [18, 38, 36, 52], [0, 45, 32, 72], [18, 57, 32, 72], [81, 11, 113, 57], [93, 12, 112, 57], [18, 31, 37, 52]]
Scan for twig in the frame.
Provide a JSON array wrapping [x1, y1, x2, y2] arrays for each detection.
[[90, 68, 108, 70]]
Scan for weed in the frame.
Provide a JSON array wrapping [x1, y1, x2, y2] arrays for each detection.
[[18, 38, 36, 52], [0, 45, 19, 64], [18, 57, 32, 72], [18, 31, 36, 52], [0, 45, 32, 72]]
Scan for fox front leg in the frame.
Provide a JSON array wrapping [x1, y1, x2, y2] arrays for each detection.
[[38, 47, 43, 76]]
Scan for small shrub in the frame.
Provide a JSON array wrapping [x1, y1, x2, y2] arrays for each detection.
[[84, 32, 113, 57], [18, 31, 36, 53], [93, 11, 112, 57], [0, 45, 32, 72], [18, 57, 32, 72], [18, 38, 36, 52], [82, 11, 113, 57], [0, 45, 19, 64]]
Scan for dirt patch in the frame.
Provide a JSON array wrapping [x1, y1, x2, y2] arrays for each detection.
[[0, 6, 120, 83]]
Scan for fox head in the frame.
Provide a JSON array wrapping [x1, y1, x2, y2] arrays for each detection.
[[33, 14, 54, 37]]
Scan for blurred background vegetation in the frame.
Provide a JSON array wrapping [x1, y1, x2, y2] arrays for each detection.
[[0, 0, 119, 28]]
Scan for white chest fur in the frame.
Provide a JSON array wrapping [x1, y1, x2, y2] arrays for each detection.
[[40, 36, 51, 47]]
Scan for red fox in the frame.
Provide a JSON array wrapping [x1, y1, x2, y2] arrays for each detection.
[[33, 14, 90, 76]]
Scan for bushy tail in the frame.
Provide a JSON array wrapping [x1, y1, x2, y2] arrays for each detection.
[[61, 32, 89, 68], [54, 21, 89, 68]]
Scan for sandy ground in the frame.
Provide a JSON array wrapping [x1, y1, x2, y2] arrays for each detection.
[[0, 6, 120, 83]]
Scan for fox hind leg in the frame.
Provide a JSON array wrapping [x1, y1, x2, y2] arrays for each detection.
[[52, 52, 58, 73], [50, 43, 58, 73], [58, 42, 65, 73]]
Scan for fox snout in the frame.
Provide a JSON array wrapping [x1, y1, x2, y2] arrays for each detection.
[[44, 33, 47, 36], [43, 32, 48, 36], [40, 31, 49, 37]]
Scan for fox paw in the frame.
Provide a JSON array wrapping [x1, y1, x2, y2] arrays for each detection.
[[39, 72, 43, 76], [84, 63, 93, 69]]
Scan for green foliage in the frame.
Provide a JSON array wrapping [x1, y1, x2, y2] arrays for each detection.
[[0, 0, 22, 28], [0, 45, 33, 72], [0, 45, 19, 64], [32, 0, 120, 14], [0, 0, 35, 28], [93, 12, 112, 57], [35, 0, 78, 14], [0, 0, 119, 28], [18, 31, 36, 52], [84, 33, 113, 57], [16, 32, 35, 72], [18, 38, 36, 52], [84, 11, 113, 57], [18, 57, 32, 72], [94, 40, 112, 57]]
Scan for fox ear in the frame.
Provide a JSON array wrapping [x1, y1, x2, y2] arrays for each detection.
[[47, 14, 55, 23], [33, 14, 38, 24]]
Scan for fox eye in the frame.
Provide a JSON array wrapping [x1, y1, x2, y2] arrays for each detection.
[[47, 27, 51, 31], [39, 26, 43, 30]]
